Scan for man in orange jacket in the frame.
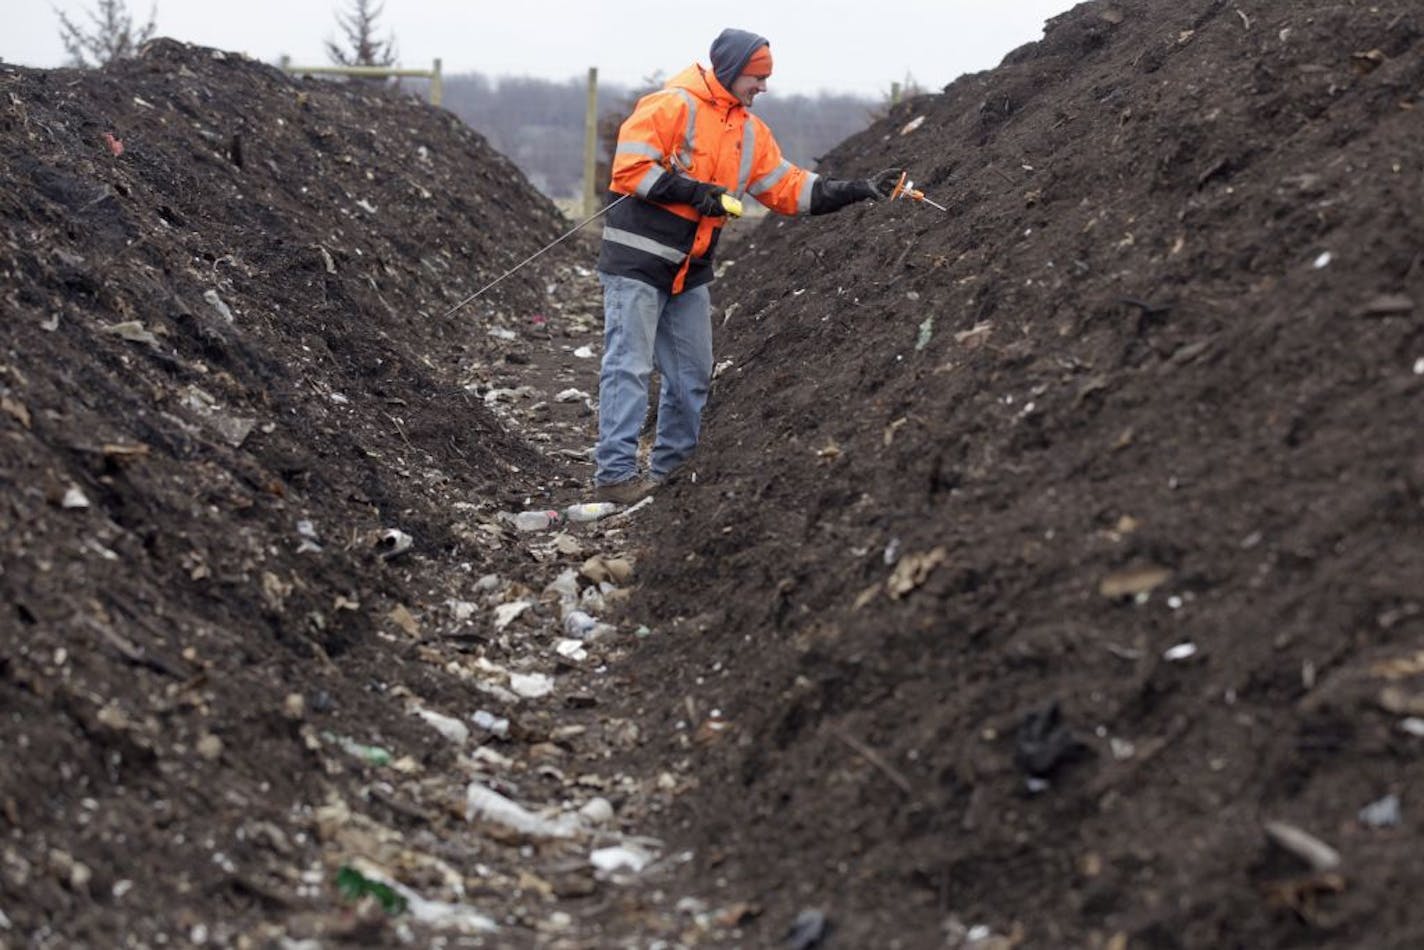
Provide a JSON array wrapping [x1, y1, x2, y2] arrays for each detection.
[[593, 27, 899, 502]]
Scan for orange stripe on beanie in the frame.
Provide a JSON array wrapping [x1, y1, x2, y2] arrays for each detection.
[[742, 44, 773, 77]]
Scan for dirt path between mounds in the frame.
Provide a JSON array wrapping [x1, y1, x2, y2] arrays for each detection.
[[4, 2, 1424, 948], [0, 38, 747, 948]]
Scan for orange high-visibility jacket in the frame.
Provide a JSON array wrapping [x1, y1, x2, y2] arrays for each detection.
[[596, 63, 818, 295]]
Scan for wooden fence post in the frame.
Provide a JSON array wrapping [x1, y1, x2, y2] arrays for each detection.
[[430, 58, 443, 107], [582, 67, 599, 219]]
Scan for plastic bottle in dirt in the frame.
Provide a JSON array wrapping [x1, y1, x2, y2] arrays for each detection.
[[511, 509, 561, 531], [327, 734, 392, 766], [564, 502, 619, 523]]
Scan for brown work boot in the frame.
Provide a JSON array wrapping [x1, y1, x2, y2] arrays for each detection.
[[595, 478, 651, 505]]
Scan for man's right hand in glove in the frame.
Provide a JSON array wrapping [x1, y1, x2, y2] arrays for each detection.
[[692, 183, 730, 217], [644, 172, 730, 217]]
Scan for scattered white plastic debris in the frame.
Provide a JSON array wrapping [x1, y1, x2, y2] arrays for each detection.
[[103, 320, 158, 344], [1313, 251, 1332, 269], [545, 568, 580, 602], [1414, 357, 1424, 376], [487, 327, 517, 342], [563, 610, 597, 638], [493, 601, 532, 630], [1400, 717, 1424, 737], [509, 672, 553, 699], [572, 345, 595, 358], [61, 486, 91, 510], [555, 388, 591, 403], [579, 797, 614, 824], [1358, 793, 1401, 828], [204, 289, 235, 322], [353, 863, 497, 933], [883, 537, 902, 566], [415, 708, 469, 745], [406, 893, 498, 934], [356, 198, 378, 214], [900, 115, 926, 135], [465, 781, 579, 838], [376, 528, 413, 560], [470, 710, 509, 738], [1163, 642, 1198, 662], [295, 518, 322, 553], [1264, 820, 1340, 871], [555, 639, 588, 662], [609, 495, 655, 520], [590, 844, 653, 873]]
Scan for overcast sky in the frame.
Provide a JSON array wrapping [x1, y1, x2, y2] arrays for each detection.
[[3, 1, 1076, 98]]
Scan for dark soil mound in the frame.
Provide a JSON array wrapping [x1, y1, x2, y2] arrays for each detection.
[[628, 1, 1423, 946], [0, 38, 586, 943]]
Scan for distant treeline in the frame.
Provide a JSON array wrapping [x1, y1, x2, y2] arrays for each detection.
[[432, 72, 882, 200]]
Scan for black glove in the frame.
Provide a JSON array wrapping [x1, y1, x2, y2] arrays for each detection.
[[645, 173, 728, 216], [866, 167, 904, 199], [810, 167, 906, 214], [693, 183, 729, 217], [810, 178, 873, 214]]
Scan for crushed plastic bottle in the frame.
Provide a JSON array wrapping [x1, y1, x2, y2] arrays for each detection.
[[564, 502, 619, 523], [509, 509, 561, 532]]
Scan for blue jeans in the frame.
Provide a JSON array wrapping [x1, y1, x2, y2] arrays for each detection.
[[595, 272, 713, 485]]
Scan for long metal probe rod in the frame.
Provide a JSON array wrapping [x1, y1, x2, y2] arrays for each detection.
[[442, 194, 628, 318]]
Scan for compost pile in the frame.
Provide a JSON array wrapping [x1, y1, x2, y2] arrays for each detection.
[[0, 37, 641, 947], [3, 2, 1423, 947], [627, 1, 1424, 947]]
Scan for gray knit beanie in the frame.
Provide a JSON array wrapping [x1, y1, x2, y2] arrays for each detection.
[[710, 28, 769, 92]]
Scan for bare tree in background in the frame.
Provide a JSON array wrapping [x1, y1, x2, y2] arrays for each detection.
[[56, 0, 158, 67], [325, 0, 397, 69]]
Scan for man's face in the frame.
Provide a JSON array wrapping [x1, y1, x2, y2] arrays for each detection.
[[730, 72, 768, 108]]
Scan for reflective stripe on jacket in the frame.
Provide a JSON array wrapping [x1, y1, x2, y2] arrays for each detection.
[[597, 63, 818, 295]]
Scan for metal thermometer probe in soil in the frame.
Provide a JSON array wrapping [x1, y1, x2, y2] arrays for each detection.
[[442, 195, 635, 318], [443, 188, 743, 318], [888, 171, 949, 212]]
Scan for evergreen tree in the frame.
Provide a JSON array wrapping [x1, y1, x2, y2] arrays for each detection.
[[325, 0, 397, 69]]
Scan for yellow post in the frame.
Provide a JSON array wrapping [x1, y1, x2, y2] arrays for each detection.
[[582, 66, 599, 219], [891, 81, 902, 106], [430, 58, 443, 107]]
